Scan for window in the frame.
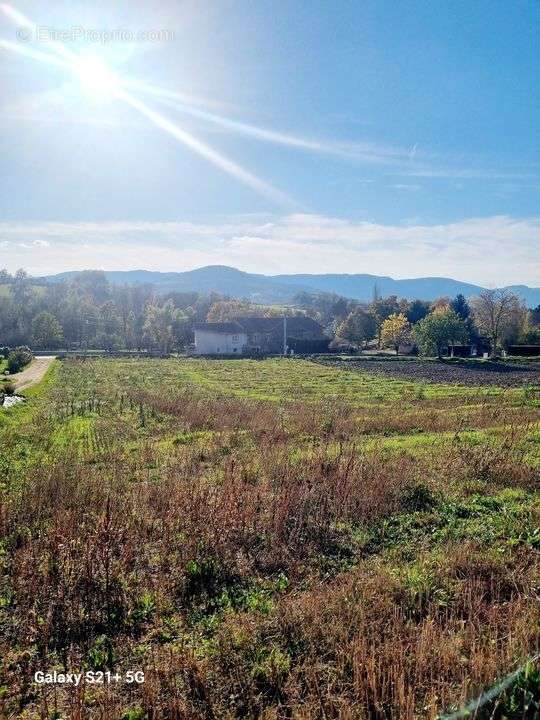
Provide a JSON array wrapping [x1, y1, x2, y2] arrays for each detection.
[[232, 334, 239, 341]]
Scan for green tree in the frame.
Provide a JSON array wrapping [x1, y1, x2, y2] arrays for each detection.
[[380, 313, 411, 354], [406, 299, 431, 324], [450, 293, 471, 320], [414, 308, 469, 359], [31, 311, 64, 349], [337, 308, 377, 348], [97, 301, 123, 347], [71, 270, 111, 304], [143, 300, 187, 354], [521, 327, 540, 344], [12, 268, 30, 306]]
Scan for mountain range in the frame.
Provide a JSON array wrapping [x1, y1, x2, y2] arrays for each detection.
[[41, 266, 540, 307]]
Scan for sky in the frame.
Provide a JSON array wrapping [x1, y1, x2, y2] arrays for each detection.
[[0, 0, 539, 285]]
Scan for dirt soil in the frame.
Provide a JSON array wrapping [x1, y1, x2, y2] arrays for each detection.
[[9, 356, 56, 392], [313, 357, 540, 387]]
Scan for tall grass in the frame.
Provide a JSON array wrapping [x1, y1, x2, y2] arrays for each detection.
[[0, 359, 538, 718]]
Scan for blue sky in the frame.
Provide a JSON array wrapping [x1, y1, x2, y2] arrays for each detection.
[[0, 0, 539, 285]]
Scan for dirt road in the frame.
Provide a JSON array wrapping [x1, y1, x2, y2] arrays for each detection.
[[9, 356, 56, 392]]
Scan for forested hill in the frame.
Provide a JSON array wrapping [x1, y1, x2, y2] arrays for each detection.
[[41, 265, 540, 306]]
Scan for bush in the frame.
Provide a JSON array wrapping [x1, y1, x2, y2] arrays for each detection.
[[7, 346, 33, 374], [2, 381, 15, 395], [400, 482, 438, 511]]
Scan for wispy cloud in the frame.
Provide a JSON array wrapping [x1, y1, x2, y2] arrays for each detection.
[[1, 214, 538, 287], [400, 167, 537, 180], [390, 184, 422, 191]]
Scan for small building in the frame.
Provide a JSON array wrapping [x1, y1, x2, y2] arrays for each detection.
[[508, 345, 540, 357], [446, 344, 478, 358], [397, 343, 417, 355], [193, 316, 327, 356], [193, 322, 247, 355]]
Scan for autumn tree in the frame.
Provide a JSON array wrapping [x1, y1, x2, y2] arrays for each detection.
[[370, 296, 402, 347], [471, 289, 526, 356], [207, 300, 258, 322], [380, 313, 411, 355], [431, 296, 451, 311], [207, 300, 303, 322]]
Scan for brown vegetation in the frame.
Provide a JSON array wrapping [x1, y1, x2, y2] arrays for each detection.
[[0, 359, 538, 718]]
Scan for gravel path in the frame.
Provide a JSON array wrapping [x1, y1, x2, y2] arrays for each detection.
[[314, 357, 540, 387], [9, 356, 56, 391]]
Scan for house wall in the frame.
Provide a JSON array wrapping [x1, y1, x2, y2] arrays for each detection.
[[194, 330, 247, 355], [247, 332, 279, 353], [247, 331, 320, 353]]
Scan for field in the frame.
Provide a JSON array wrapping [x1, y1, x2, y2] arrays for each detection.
[[0, 357, 539, 719], [315, 356, 540, 388]]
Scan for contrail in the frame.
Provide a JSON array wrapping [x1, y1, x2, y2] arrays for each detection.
[[125, 78, 404, 164], [116, 89, 294, 206]]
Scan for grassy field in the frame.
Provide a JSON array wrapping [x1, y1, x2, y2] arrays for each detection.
[[0, 357, 539, 719]]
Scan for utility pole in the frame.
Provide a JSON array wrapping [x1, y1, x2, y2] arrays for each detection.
[[283, 315, 287, 356]]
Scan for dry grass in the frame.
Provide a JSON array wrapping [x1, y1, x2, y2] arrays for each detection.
[[0, 358, 538, 719]]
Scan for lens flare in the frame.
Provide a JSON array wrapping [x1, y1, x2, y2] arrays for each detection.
[[74, 55, 120, 96], [0, 2, 294, 205]]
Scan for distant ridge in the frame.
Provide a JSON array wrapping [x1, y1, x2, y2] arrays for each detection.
[[40, 265, 540, 307]]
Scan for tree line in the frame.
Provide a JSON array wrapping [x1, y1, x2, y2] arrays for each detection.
[[0, 269, 211, 354], [0, 268, 539, 356], [331, 289, 539, 357]]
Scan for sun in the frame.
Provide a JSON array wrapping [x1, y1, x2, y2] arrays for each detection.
[[73, 55, 120, 97]]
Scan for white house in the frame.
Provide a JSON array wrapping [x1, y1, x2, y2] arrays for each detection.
[[193, 316, 327, 356], [193, 322, 247, 355]]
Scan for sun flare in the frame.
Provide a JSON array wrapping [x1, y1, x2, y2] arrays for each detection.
[[0, 2, 291, 203], [73, 55, 120, 97]]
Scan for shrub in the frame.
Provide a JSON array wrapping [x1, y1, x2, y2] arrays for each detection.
[[6, 346, 32, 373], [400, 482, 438, 511], [2, 381, 15, 395]]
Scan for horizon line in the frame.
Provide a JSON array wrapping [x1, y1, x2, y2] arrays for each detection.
[[14, 264, 540, 291]]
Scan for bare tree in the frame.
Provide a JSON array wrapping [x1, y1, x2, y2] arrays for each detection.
[[471, 289, 525, 356]]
